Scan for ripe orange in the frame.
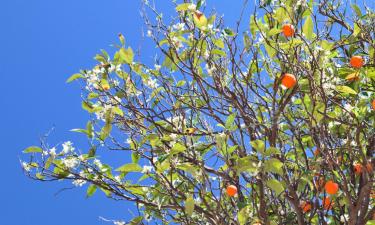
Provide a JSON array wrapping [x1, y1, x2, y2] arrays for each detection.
[[314, 149, 320, 157], [350, 56, 364, 68], [324, 180, 339, 195], [354, 163, 363, 175], [300, 201, 312, 212], [372, 99, 375, 110], [226, 185, 237, 197], [282, 24, 295, 37], [281, 73, 297, 89], [323, 197, 334, 210], [102, 84, 110, 91]]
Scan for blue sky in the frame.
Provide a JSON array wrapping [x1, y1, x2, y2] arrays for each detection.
[[0, 1, 248, 225]]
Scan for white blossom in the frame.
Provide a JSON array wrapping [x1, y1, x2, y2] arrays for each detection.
[[49, 147, 57, 156], [154, 64, 161, 71], [147, 30, 152, 37], [169, 133, 178, 140], [62, 141, 75, 154], [188, 3, 196, 11], [172, 23, 185, 31], [142, 165, 153, 173], [62, 157, 79, 169], [205, 64, 215, 76], [72, 179, 86, 187], [22, 162, 31, 172], [94, 159, 103, 169], [145, 78, 159, 89]]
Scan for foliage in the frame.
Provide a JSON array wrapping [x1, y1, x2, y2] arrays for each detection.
[[22, 0, 375, 224]]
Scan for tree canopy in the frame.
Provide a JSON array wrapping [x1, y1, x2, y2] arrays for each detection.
[[22, 0, 375, 224]]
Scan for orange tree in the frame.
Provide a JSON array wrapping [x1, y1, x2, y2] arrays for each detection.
[[22, 0, 375, 224]]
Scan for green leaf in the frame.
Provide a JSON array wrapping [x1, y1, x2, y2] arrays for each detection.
[[224, 28, 235, 36], [336, 85, 357, 95], [119, 47, 134, 64], [171, 142, 187, 155], [129, 217, 143, 225], [353, 23, 360, 37], [265, 43, 276, 58], [267, 28, 282, 37], [175, 3, 191, 11], [112, 106, 124, 117], [225, 112, 237, 130], [351, 4, 362, 17], [250, 140, 265, 153], [86, 184, 97, 198], [303, 16, 313, 40], [100, 123, 112, 140], [235, 156, 258, 173], [82, 101, 95, 113], [115, 163, 142, 173], [176, 80, 186, 87], [211, 49, 226, 57], [185, 195, 195, 216], [213, 39, 225, 49], [266, 179, 284, 195], [66, 73, 84, 83], [238, 206, 250, 225], [264, 158, 283, 175], [23, 146, 43, 153]]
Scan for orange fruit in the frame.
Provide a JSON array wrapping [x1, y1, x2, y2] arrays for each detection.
[[350, 56, 364, 68], [281, 73, 297, 89], [325, 180, 339, 195], [314, 149, 320, 157], [282, 24, 295, 37], [354, 163, 363, 175], [102, 84, 110, 91], [226, 185, 237, 197], [323, 197, 334, 210], [372, 99, 375, 110], [300, 201, 312, 212]]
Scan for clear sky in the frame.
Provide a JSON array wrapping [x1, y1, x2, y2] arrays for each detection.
[[1, 1, 248, 225]]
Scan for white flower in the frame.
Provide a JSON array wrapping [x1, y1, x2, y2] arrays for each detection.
[[145, 78, 159, 89], [61, 141, 75, 154], [205, 64, 215, 76], [62, 157, 79, 169], [94, 159, 103, 169], [340, 214, 349, 223], [49, 147, 57, 156], [147, 30, 152, 37], [172, 23, 185, 31], [343, 103, 353, 112], [169, 133, 178, 140], [114, 175, 122, 183], [113, 221, 126, 225], [203, 50, 210, 60], [72, 179, 86, 187], [154, 64, 161, 71], [142, 165, 153, 173], [188, 3, 196, 11], [22, 162, 31, 172], [171, 36, 184, 50]]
